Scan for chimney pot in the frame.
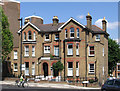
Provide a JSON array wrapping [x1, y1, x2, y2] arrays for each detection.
[[102, 17, 107, 32], [86, 12, 92, 29]]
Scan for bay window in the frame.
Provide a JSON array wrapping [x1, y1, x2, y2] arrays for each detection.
[[67, 62, 73, 76], [25, 46, 29, 56], [14, 50, 17, 59], [67, 44, 73, 55], [32, 46, 35, 56], [76, 43, 79, 55], [44, 46, 50, 53], [14, 63, 18, 72], [54, 46, 59, 56]]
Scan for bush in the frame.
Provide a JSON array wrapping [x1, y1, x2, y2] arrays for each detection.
[[89, 79, 94, 83]]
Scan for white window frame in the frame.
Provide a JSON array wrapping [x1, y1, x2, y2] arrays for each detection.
[[67, 44, 73, 55], [103, 48, 104, 56], [118, 65, 120, 71], [44, 46, 50, 53], [25, 46, 29, 56], [55, 34, 59, 40], [28, 31, 32, 40], [67, 62, 73, 76], [54, 46, 59, 56], [89, 63, 95, 73], [14, 50, 18, 59], [65, 29, 67, 39], [70, 28, 74, 38], [45, 34, 49, 41], [89, 46, 95, 56], [96, 34, 100, 41], [32, 46, 35, 56], [33, 32, 36, 41], [76, 43, 79, 55], [25, 62, 29, 76], [32, 62, 35, 75], [76, 62, 79, 76], [77, 28, 79, 38], [14, 63, 18, 72], [118, 73, 120, 78]]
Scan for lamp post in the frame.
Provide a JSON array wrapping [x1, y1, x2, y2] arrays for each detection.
[[18, 18, 23, 75]]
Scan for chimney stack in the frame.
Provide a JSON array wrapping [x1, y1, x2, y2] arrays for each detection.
[[52, 16, 59, 25], [86, 12, 92, 29], [102, 17, 107, 32], [24, 16, 43, 25]]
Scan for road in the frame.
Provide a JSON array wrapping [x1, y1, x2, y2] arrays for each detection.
[[1, 84, 101, 91]]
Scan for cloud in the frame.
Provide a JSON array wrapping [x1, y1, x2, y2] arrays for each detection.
[[95, 19, 118, 30], [77, 15, 85, 20]]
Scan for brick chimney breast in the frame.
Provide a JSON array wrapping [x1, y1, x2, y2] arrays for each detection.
[[52, 16, 59, 26], [86, 12, 92, 29], [102, 17, 107, 32]]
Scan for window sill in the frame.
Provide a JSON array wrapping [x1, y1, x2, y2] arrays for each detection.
[[88, 73, 95, 75], [14, 70, 18, 72], [32, 56, 36, 58], [24, 56, 29, 57], [67, 55, 73, 57], [89, 55, 95, 57], [45, 39, 50, 41], [95, 40, 100, 42]]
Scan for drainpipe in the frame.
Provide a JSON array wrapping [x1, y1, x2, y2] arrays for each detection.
[[85, 30, 88, 83], [63, 40, 66, 81]]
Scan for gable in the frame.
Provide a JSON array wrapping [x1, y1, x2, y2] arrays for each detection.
[[58, 17, 86, 31]]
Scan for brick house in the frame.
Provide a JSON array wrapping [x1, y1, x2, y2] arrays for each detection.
[[10, 13, 109, 84]]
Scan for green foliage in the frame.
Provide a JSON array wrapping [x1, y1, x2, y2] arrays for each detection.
[[89, 79, 94, 83], [53, 61, 64, 77], [0, 8, 13, 61], [108, 38, 120, 74]]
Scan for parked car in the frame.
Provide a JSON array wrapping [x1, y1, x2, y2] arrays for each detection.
[[101, 79, 120, 91]]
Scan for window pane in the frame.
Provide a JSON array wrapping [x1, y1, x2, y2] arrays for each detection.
[[65, 29, 67, 38], [76, 62, 78, 68], [70, 28, 74, 38], [28, 31, 32, 40], [118, 65, 120, 70], [68, 62, 73, 68], [77, 28, 79, 38]]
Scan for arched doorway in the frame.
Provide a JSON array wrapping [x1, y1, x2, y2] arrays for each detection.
[[43, 62, 48, 77]]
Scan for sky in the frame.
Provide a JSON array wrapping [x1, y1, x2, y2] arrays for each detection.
[[19, 2, 118, 41]]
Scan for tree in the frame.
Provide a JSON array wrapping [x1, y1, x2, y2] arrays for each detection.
[[108, 38, 120, 75], [0, 7, 13, 61], [53, 61, 64, 77]]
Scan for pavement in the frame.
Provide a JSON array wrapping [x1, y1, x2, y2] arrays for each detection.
[[0, 80, 101, 90]]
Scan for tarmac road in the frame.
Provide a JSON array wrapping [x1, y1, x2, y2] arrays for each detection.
[[2, 84, 101, 91]]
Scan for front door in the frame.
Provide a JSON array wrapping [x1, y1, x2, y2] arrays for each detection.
[[43, 63, 48, 77]]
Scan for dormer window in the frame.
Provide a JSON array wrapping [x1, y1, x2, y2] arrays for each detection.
[[28, 31, 32, 40], [96, 34, 100, 41], [70, 28, 74, 38], [45, 34, 49, 41]]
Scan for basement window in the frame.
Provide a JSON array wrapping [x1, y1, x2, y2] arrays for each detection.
[[89, 64, 95, 73]]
